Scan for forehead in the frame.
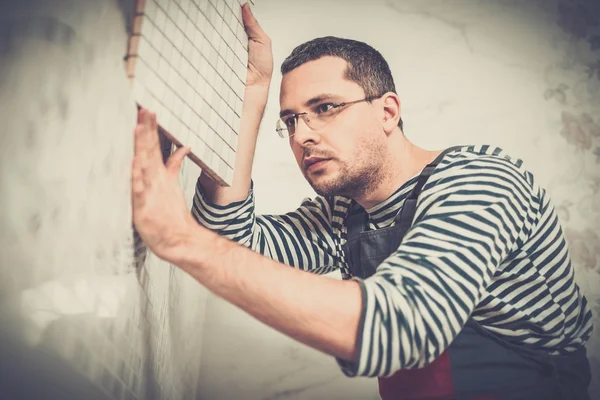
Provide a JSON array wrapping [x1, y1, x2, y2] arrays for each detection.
[[279, 56, 363, 107]]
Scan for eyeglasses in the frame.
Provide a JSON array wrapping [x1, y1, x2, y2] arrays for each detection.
[[276, 96, 380, 138]]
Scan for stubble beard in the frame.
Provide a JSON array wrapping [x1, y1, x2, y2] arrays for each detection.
[[307, 138, 388, 199]]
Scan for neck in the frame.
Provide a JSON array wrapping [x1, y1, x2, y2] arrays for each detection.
[[354, 134, 440, 210]]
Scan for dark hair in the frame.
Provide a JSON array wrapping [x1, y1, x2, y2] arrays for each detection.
[[281, 36, 403, 131]]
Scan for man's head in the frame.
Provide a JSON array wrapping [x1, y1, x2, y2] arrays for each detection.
[[278, 36, 403, 199]]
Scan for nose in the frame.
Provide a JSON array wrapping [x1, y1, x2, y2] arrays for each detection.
[[291, 116, 321, 146]]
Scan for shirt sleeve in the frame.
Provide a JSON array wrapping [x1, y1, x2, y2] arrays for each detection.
[[191, 178, 342, 275], [336, 156, 539, 377]]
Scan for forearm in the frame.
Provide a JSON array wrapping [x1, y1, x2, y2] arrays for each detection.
[[177, 224, 363, 362], [199, 85, 269, 205]]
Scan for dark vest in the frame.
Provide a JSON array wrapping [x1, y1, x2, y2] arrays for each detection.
[[342, 147, 591, 400]]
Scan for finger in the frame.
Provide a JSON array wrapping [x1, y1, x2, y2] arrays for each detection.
[[134, 123, 158, 183], [138, 109, 163, 173], [131, 157, 146, 207], [166, 146, 190, 176], [137, 107, 144, 124], [242, 3, 268, 42], [150, 111, 158, 133]]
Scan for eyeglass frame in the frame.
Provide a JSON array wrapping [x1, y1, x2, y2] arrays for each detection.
[[276, 95, 383, 138]]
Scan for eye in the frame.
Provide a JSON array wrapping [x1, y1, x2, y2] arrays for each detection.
[[283, 116, 296, 127], [315, 103, 336, 114]]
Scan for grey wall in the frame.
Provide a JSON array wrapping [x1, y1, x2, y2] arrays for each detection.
[[0, 1, 210, 399]]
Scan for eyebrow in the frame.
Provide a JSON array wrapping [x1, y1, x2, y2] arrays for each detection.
[[279, 93, 338, 118]]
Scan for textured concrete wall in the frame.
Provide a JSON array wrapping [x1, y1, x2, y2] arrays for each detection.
[[0, 1, 209, 399]]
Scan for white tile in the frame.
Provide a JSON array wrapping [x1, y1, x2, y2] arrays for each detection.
[[224, 166, 233, 185], [217, 0, 226, 17], [231, 130, 238, 149], [209, 107, 218, 129], [179, 0, 192, 14], [172, 50, 183, 72], [173, 26, 185, 51], [217, 117, 226, 147], [212, 133, 222, 156], [190, 111, 201, 133], [140, 16, 155, 41], [229, 5, 239, 29], [155, 72, 167, 99], [200, 99, 211, 123], [166, 67, 177, 94], [213, 13, 223, 33], [184, 36, 195, 59], [132, 79, 146, 104], [228, 146, 235, 167], [206, 127, 215, 148], [225, 46, 234, 68], [234, 39, 245, 64], [207, 66, 217, 89], [157, 56, 169, 80], [164, 14, 176, 41], [233, 114, 240, 134], [198, 118, 208, 142], [155, 99, 167, 122], [189, 66, 199, 87], [182, 104, 192, 128], [234, 97, 242, 121], [198, 0, 209, 15], [161, 107, 173, 134], [197, 74, 207, 96], [191, 46, 201, 70], [226, 107, 234, 129], [171, 117, 183, 141], [193, 135, 207, 158], [146, 1, 159, 20], [216, 55, 225, 77], [184, 17, 195, 41], [154, 5, 167, 30], [186, 0, 198, 17], [218, 97, 227, 119], [203, 150, 214, 170], [195, 7, 208, 30]]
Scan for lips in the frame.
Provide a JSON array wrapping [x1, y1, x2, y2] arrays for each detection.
[[304, 158, 330, 171]]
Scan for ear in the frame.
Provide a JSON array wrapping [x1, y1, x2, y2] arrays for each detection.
[[381, 92, 401, 135]]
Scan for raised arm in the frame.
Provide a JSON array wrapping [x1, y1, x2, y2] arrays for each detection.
[[197, 3, 273, 205]]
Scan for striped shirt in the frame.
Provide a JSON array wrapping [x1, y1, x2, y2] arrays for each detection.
[[192, 145, 593, 378]]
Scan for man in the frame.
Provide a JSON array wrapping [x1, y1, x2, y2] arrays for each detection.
[[131, 3, 594, 399]]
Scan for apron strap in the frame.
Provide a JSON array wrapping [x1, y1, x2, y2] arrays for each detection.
[[346, 146, 464, 242], [346, 201, 367, 244], [394, 145, 464, 237]]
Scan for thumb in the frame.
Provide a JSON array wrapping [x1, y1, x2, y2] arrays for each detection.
[[166, 146, 190, 175], [242, 3, 267, 42]]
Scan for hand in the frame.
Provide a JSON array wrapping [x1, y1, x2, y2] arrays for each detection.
[[131, 108, 198, 263], [242, 3, 273, 89]]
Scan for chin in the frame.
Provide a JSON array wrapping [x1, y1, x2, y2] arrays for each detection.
[[309, 175, 350, 197]]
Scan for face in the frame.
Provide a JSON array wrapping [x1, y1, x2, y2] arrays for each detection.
[[279, 57, 388, 198]]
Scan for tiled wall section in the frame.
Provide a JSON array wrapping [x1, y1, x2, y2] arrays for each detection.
[[131, 0, 253, 186], [0, 1, 210, 399]]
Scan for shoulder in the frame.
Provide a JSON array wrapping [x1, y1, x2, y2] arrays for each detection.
[[417, 145, 542, 216], [429, 144, 537, 191]]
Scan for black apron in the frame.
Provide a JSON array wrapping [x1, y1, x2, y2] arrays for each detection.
[[342, 147, 591, 400]]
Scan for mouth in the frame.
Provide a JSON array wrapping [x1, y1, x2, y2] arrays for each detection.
[[304, 158, 331, 172]]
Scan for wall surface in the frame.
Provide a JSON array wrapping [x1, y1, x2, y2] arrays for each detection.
[[198, 0, 600, 399], [0, 1, 210, 399]]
